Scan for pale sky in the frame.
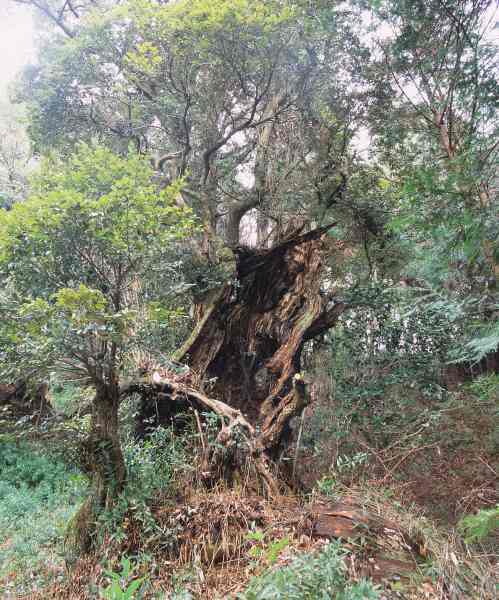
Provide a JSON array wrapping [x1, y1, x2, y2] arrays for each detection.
[[0, 3, 495, 103], [0, 5, 35, 100]]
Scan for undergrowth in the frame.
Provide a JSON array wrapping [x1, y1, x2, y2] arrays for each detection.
[[97, 425, 192, 556], [240, 540, 379, 600], [0, 421, 191, 598], [458, 505, 499, 545], [0, 440, 87, 596], [2, 382, 496, 599], [313, 482, 499, 599]]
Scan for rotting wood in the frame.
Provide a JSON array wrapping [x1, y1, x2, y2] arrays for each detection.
[[134, 223, 347, 488]]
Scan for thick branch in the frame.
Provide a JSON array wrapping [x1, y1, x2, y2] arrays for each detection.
[[15, 0, 76, 38], [305, 301, 347, 340]]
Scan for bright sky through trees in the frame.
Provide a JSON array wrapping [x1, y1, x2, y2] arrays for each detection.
[[0, 6, 34, 98]]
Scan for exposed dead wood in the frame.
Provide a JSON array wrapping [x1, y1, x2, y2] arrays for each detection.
[[134, 224, 346, 488], [307, 498, 426, 585]]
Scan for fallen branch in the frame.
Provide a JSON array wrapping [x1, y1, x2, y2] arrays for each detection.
[[126, 376, 282, 497]]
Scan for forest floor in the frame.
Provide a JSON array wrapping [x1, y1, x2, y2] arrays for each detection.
[[0, 379, 498, 599], [296, 375, 499, 519]]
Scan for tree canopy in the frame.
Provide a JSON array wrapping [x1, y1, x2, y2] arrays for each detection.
[[0, 0, 498, 590]]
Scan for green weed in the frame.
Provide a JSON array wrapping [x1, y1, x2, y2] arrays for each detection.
[[457, 505, 499, 544], [100, 556, 146, 600], [240, 540, 379, 600], [246, 529, 290, 567], [0, 442, 87, 596]]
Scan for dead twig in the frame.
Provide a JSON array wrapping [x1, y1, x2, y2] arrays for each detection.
[[381, 443, 440, 484]]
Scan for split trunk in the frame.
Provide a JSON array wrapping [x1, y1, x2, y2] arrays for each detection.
[[139, 225, 345, 487]]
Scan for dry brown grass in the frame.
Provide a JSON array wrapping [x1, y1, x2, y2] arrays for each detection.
[[25, 474, 498, 599]]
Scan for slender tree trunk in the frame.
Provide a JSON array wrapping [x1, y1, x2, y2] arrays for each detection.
[[88, 382, 126, 506], [66, 381, 126, 555]]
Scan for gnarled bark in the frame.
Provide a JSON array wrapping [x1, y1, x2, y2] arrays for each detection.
[[137, 224, 346, 492], [175, 224, 343, 446]]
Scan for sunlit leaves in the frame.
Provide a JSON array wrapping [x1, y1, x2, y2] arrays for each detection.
[[55, 284, 107, 325], [0, 144, 194, 293], [125, 0, 296, 38], [0, 144, 195, 383]]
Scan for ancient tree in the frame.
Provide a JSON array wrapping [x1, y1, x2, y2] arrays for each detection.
[[9, 0, 387, 490]]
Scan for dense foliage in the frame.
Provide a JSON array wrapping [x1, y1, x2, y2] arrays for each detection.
[[1, 0, 498, 597], [0, 144, 194, 385], [241, 541, 379, 600]]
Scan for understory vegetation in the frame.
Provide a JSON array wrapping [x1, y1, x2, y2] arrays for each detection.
[[0, 441, 87, 595], [0, 0, 498, 598]]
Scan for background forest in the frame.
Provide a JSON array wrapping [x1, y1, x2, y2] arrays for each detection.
[[0, 0, 498, 598]]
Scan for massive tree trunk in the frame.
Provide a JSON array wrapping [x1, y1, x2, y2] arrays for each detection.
[[66, 381, 126, 554], [138, 224, 345, 491]]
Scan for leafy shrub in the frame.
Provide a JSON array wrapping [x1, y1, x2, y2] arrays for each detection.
[[123, 426, 190, 499], [240, 540, 379, 600], [50, 381, 93, 416], [465, 373, 499, 402], [0, 442, 87, 595], [98, 427, 192, 549], [246, 529, 290, 567], [100, 556, 146, 600], [457, 505, 499, 544], [315, 476, 337, 497]]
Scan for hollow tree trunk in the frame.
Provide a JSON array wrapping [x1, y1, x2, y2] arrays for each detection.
[[139, 225, 342, 465], [66, 381, 126, 555], [133, 225, 345, 495]]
